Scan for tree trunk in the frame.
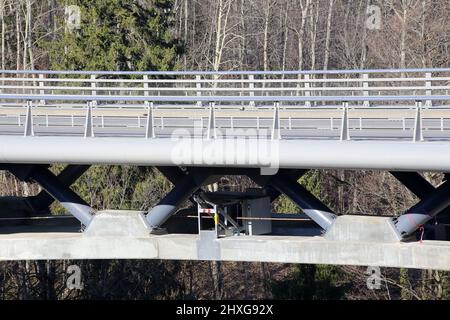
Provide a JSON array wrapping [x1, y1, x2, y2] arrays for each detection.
[[26, 0, 34, 70], [309, 1, 319, 70], [297, 0, 311, 71], [16, 2, 21, 70], [0, 0, 5, 71], [400, 7, 407, 69], [323, 0, 334, 71], [281, 1, 289, 75], [263, 0, 271, 74]]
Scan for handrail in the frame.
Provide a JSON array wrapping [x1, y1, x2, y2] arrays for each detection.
[[1, 67, 450, 76], [1, 77, 450, 83], [1, 85, 449, 91], [0, 69, 448, 109], [0, 94, 448, 102]]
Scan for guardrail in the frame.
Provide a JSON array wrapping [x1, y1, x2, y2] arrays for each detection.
[[0, 68, 449, 141], [0, 68, 449, 107]]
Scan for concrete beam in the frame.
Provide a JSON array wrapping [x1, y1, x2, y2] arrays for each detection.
[[0, 228, 449, 270], [84, 210, 151, 237], [325, 215, 400, 242]]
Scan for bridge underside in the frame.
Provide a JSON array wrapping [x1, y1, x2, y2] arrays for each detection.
[[0, 163, 449, 270]]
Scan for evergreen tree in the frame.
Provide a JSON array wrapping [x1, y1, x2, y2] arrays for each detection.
[[42, 0, 182, 71]]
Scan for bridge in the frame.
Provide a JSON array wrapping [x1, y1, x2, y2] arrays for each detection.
[[0, 68, 450, 270]]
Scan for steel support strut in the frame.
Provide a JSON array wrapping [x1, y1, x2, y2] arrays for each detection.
[[146, 169, 209, 229], [390, 172, 434, 198], [156, 166, 186, 185], [29, 165, 90, 212], [3, 164, 94, 225], [393, 180, 450, 238], [251, 171, 336, 231], [266, 169, 308, 202], [29, 166, 94, 226], [391, 171, 450, 226]]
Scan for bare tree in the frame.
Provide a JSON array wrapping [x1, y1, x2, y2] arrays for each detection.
[[0, 0, 5, 71], [323, 0, 335, 71], [213, 0, 233, 71], [288, 0, 311, 71]]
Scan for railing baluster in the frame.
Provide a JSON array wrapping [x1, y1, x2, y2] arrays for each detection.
[[304, 74, 311, 107], [425, 72, 432, 107], [362, 73, 369, 107], [90, 75, 97, 106], [196, 74, 202, 107], [143, 75, 149, 97], [39, 73, 45, 105], [249, 74, 255, 107]]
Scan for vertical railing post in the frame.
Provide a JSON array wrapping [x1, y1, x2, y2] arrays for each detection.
[[425, 72, 432, 107], [24, 100, 34, 137], [196, 74, 202, 107], [143, 75, 149, 97], [90, 74, 97, 106], [145, 101, 155, 139], [207, 101, 216, 139], [296, 74, 301, 97], [84, 102, 94, 138], [249, 74, 255, 107], [413, 101, 423, 142], [362, 73, 370, 107], [271, 101, 281, 140], [340, 101, 349, 141], [39, 73, 46, 105], [304, 74, 311, 107]]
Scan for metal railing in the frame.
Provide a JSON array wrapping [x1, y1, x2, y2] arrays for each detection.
[[0, 68, 449, 141], [0, 68, 449, 106]]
